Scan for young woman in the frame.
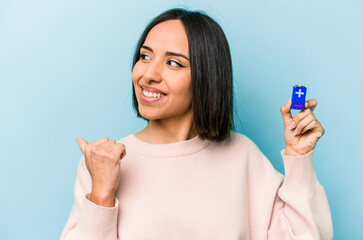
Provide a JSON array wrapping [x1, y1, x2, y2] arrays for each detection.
[[61, 8, 333, 240]]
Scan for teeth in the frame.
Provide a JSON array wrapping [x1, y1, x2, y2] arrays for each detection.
[[143, 90, 164, 98]]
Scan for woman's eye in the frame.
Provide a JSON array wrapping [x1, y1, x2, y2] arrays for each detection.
[[168, 60, 183, 67], [140, 54, 150, 60]]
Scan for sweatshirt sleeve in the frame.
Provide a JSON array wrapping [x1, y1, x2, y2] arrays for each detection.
[[60, 155, 120, 240], [267, 149, 334, 239], [237, 133, 333, 239]]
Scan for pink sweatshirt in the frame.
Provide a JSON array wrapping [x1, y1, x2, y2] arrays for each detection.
[[61, 132, 333, 239]]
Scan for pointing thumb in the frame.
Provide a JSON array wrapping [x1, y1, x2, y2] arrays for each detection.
[[76, 138, 88, 154]]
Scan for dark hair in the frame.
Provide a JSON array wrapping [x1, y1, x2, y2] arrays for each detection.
[[131, 8, 234, 142]]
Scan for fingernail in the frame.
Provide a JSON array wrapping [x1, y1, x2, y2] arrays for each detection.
[[289, 121, 296, 130], [294, 128, 300, 135], [305, 102, 309, 108]]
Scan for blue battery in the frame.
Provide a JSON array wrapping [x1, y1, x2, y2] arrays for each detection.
[[291, 85, 307, 110]]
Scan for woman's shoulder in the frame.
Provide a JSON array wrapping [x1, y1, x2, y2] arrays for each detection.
[[209, 131, 260, 153], [116, 134, 134, 143], [206, 132, 273, 170], [225, 132, 257, 147], [229, 131, 252, 142]]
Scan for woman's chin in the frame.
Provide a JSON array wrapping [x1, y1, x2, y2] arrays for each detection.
[[139, 110, 163, 121]]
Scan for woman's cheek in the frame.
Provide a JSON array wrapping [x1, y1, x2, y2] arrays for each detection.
[[132, 64, 142, 91], [131, 63, 141, 81]]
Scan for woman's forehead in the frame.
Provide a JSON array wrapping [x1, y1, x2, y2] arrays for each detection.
[[143, 20, 189, 57]]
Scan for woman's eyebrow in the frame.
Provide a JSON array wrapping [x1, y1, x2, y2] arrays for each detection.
[[141, 45, 190, 61]]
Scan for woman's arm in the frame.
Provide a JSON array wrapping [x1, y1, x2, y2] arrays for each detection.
[[266, 97, 333, 238], [61, 137, 126, 239], [240, 134, 333, 239], [60, 155, 120, 240], [267, 149, 333, 239]]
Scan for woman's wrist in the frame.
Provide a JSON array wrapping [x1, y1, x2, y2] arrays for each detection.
[[90, 188, 116, 207], [284, 147, 302, 157]]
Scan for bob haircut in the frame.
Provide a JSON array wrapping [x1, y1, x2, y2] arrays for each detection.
[[131, 8, 234, 142]]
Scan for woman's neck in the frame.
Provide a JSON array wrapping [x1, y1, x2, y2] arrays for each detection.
[[134, 111, 198, 144]]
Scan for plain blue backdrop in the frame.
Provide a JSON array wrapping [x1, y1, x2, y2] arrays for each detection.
[[1, 0, 362, 239]]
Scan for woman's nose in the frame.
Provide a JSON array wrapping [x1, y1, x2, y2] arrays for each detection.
[[143, 61, 162, 83]]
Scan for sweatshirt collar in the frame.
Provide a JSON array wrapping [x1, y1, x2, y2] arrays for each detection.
[[121, 134, 210, 157]]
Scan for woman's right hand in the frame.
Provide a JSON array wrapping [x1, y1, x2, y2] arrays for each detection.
[[75, 137, 126, 207]]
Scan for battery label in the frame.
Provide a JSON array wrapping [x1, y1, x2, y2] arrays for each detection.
[[291, 85, 307, 110]]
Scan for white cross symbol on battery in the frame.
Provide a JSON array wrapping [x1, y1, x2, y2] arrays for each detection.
[[296, 89, 304, 97]]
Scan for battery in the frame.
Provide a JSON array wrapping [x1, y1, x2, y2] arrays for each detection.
[[291, 85, 307, 110]]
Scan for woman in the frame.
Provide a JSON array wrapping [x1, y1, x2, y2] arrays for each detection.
[[61, 8, 333, 240]]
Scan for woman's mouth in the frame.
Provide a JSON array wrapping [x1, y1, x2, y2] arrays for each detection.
[[140, 89, 166, 103]]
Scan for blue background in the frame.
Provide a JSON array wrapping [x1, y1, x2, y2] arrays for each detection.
[[1, 0, 362, 239]]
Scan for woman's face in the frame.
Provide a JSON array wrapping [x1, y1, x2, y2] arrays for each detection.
[[132, 20, 192, 121]]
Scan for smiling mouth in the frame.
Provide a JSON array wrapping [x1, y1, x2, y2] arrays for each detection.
[[142, 89, 165, 98], [140, 88, 167, 103]]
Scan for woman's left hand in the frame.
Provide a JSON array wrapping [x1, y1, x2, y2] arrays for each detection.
[[280, 98, 325, 156]]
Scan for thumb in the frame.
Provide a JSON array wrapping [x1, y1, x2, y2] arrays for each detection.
[[280, 97, 293, 127], [76, 138, 88, 154]]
